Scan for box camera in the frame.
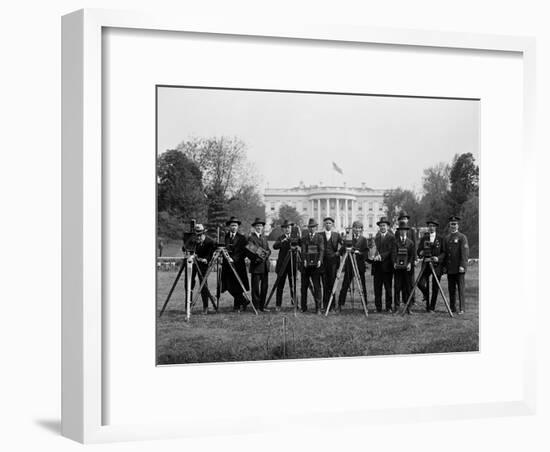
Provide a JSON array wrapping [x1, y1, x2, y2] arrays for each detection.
[[343, 228, 354, 248], [395, 247, 409, 270], [182, 219, 198, 253], [305, 244, 319, 267], [367, 233, 378, 260], [422, 232, 433, 259], [290, 225, 301, 247]]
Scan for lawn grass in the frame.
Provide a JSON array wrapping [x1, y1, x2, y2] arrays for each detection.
[[156, 262, 479, 364]]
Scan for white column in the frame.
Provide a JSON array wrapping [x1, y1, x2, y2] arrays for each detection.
[[351, 199, 356, 224], [344, 199, 349, 228], [336, 199, 341, 230], [326, 198, 330, 219], [317, 199, 321, 225], [310, 199, 313, 218]]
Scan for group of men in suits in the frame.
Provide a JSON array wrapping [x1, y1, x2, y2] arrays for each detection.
[[187, 213, 469, 315]]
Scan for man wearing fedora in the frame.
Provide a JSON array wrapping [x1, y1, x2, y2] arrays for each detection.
[[247, 218, 272, 312], [392, 220, 416, 313], [300, 218, 325, 313], [272, 220, 301, 310], [222, 216, 250, 311], [442, 215, 469, 314], [417, 219, 446, 312], [190, 224, 216, 314], [337, 220, 369, 311], [321, 217, 343, 310], [397, 211, 418, 306], [369, 216, 395, 312]]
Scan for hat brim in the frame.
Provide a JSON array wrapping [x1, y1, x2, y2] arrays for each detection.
[[226, 220, 241, 226], [323, 217, 335, 223], [252, 221, 266, 226], [307, 222, 318, 227], [376, 220, 391, 226], [426, 221, 439, 226], [397, 226, 410, 230]]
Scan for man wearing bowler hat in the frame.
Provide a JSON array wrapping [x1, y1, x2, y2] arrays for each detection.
[[222, 216, 250, 311], [300, 218, 325, 313], [273, 220, 301, 310], [397, 211, 418, 306], [443, 215, 469, 314], [247, 218, 272, 312], [190, 224, 216, 314], [392, 220, 416, 313], [417, 219, 446, 312], [321, 216, 343, 310], [369, 216, 395, 312]]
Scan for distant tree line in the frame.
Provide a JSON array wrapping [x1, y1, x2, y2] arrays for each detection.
[[157, 137, 265, 239], [383, 153, 479, 257]]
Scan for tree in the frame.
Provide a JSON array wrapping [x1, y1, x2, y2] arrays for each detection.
[[383, 188, 423, 226], [226, 185, 266, 229], [157, 149, 207, 217], [175, 136, 262, 229], [448, 153, 479, 209], [420, 162, 451, 225], [459, 194, 479, 258], [273, 204, 303, 228]]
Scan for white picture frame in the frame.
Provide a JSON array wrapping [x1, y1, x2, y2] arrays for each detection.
[[62, 8, 536, 443]]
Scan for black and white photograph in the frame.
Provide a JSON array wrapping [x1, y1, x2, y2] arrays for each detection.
[[155, 86, 480, 365]]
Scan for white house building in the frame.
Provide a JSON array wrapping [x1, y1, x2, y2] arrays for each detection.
[[264, 181, 388, 234]]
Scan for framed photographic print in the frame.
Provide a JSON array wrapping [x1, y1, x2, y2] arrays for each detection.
[[62, 9, 536, 443]]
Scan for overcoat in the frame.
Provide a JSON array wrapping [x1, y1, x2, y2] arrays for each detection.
[[221, 231, 250, 292], [247, 232, 272, 274], [368, 231, 395, 275], [300, 231, 325, 274], [417, 232, 446, 269], [443, 232, 469, 274]]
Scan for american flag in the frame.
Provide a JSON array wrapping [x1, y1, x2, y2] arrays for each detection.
[[332, 162, 343, 175]]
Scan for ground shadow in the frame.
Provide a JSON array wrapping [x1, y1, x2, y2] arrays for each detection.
[[34, 419, 61, 435]]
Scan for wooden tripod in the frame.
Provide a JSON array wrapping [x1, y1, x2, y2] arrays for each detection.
[[193, 247, 258, 315], [325, 248, 368, 317], [399, 258, 453, 317]]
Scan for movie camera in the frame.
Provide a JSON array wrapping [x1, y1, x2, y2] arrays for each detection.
[[422, 232, 433, 259], [181, 219, 199, 253], [343, 227, 354, 248]]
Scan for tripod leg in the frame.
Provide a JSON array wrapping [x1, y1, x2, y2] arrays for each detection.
[[221, 249, 258, 315], [192, 260, 217, 309], [400, 261, 425, 316], [159, 259, 186, 317], [325, 253, 347, 316], [430, 262, 453, 318], [185, 257, 193, 321], [216, 258, 221, 310], [191, 251, 219, 307], [351, 255, 368, 317], [265, 251, 291, 308]]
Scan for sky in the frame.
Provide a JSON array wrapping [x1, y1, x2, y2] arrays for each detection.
[[157, 86, 479, 192]]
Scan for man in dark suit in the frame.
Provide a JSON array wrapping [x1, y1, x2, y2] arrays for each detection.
[[397, 211, 418, 306], [443, 216, 469, 314], [368, 217, 395, 312], [189, 224, 216, 314], [247, 217, 272, 312], [337, 221, 368, 310], [222, 216, 250, 311], [272, 220, 300, 311], [321, 217, 342, 310], [300, 218, 325, 313], [392, 221, 416, 313], [417, 219, 446, 312]]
